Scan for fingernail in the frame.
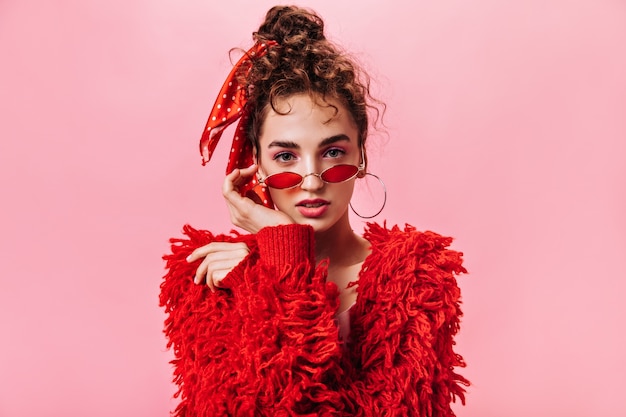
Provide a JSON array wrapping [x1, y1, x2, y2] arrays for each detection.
[[186, 255, 192, 262]]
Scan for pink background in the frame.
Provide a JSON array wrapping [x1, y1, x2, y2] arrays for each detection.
[[1, 1, 625, 416]]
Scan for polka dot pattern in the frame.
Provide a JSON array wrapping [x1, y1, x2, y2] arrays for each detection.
[[198, 41, 277, 208]]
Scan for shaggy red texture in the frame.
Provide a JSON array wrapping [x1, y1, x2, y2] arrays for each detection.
[[160, 223, 469, 416]]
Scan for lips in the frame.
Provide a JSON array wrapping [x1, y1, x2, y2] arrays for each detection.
[[297, 199, 329, 207], [296, 199, 330, 218]]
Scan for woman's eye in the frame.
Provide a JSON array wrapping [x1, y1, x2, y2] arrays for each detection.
[[274, 152, 296, 162], [324, 148, 345, 158]]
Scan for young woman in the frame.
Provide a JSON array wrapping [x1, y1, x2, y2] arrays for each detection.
[[160, 5, 469, 416]]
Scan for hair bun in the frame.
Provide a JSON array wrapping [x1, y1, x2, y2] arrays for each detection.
[[254, 6, 325, 45]]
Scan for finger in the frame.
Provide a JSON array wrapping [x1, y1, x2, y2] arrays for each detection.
[[207, 267, 232, 291], [203, 254, 248, 291], [187, 245, 210, 263], [188, 243, 218, 262], [206, 277, 215, 292], [225, 164, 258, 187], [223, 164, 258, 194], [232, 164, 258, 185], [204, 260, 215, 292], [195, 265, 208, 287], [202, 243, 249, 265], [223, 183, 258, 216], [211, 269, 229, 289], [191, 244, 250, 286], [205, 256, 245, 281], [194, 253, 227, 287], [206, 242, 249, 252], [187, 242, 248, 262], [193, 256, 211, 286]]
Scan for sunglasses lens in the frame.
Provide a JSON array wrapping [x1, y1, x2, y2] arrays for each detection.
[[263, 165, 359, 189], [321, 165, 359, 183], [264, 172, 303, 189]]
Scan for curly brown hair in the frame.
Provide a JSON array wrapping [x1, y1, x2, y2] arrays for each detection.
[[234, 5, 383, 162]]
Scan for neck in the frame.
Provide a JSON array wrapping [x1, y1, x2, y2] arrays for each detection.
[[314, 211, 368, 267]]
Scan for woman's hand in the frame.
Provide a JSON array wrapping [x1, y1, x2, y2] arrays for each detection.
[[223, 164, 294, 233], [187, 242, 250, 292]]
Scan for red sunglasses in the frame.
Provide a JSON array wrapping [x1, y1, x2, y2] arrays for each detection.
[[259, 164, 362, 189]]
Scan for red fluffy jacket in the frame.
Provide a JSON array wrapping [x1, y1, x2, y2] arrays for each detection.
[[160, 222, 469, 416]]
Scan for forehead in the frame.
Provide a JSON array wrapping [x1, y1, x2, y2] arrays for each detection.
[[259, 93, 357, 147]]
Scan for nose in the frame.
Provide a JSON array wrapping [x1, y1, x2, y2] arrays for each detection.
[[300, 172, 324, 191], [299, 157, 324, 191]]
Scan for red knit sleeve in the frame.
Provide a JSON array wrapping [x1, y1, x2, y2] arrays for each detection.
[[159, 225, 257, 416], [255, 224, 316, 267], [343, 223, 469, 417], [223, 223, 350, 414]]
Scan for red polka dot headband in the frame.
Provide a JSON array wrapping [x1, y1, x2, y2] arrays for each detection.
[[199, 41, 277, 208]]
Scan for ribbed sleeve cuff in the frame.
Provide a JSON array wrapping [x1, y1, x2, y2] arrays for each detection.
[[256, 224, 315, 267], [219, 257, 246, 289]]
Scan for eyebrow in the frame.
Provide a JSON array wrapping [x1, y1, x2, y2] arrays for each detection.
[[267, 134, 351, 149]]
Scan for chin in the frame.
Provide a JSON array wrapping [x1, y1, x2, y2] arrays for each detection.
[[275, 199, 351, 234], [291, 210, 350, 235], [292, 217, 333, 233]]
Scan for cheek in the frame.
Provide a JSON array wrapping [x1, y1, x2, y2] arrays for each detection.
[[267, 189, 293, 211], [337, 181, 357, 198]]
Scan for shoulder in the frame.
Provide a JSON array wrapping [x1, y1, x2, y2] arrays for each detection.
[[360, 222, 467, 308], [352, 222, 467, 351], [363, 221, 466, 276]]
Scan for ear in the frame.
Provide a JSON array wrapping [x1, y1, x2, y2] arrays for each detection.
[[357, 146, 367, 178]]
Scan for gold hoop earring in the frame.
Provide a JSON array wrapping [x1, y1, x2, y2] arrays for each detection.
[[349, 172, 387, 219]]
